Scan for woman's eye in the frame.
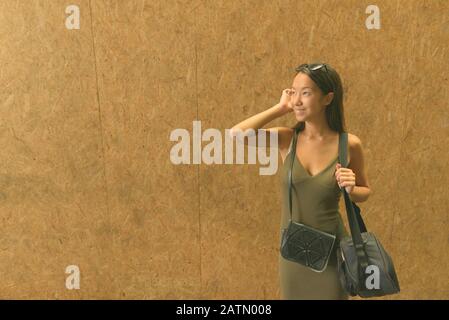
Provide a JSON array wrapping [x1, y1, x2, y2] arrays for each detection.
[[303, 92, 310, 95]]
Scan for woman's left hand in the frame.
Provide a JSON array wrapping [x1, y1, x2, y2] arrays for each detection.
[[335, 163, 356, 194]]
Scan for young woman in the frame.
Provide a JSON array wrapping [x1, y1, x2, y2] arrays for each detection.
[[230, 62, 372, 300]]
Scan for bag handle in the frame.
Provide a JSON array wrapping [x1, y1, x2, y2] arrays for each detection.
[[338, 132, 369, 272]]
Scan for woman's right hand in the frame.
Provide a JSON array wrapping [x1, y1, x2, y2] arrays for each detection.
[[278, 88, 295, 113]]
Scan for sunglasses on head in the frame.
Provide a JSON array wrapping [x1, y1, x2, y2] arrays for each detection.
[[295, 63, 328, 73]]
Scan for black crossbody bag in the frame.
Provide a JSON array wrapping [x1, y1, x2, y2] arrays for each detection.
[[280, 127, 337, 272]]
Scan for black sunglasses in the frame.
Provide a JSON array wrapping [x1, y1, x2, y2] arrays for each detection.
[[295, 63, 328, 73]]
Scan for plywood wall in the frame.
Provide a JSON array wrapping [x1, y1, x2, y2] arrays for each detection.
[[0, 0, 447, 299]]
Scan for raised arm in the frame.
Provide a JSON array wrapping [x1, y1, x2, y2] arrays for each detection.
[[229, 89, 295, 149]]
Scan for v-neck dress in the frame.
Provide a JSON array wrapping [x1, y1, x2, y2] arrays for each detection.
[[278, 129, 350, 300]]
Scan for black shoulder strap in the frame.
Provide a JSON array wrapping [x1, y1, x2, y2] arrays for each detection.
[[288, 127, 299, 221], [338, 132, 369, 270], [338, 132, 367, 234]]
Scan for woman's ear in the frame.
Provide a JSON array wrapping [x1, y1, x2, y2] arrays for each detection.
[[325, 92, 334, 106]]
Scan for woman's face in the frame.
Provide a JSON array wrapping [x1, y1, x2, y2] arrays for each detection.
[[290, 72, 333, 121]]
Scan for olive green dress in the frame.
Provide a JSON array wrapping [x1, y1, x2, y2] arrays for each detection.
[[278, 130, 350, 300]]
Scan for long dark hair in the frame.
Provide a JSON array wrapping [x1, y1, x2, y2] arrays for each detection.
[[291, 62, 347, 133]]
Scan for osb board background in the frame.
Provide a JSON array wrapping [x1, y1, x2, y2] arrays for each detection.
[[0, 0, 447, 299]]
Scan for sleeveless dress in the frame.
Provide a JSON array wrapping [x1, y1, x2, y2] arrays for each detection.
[[278, 129, 350, 300]]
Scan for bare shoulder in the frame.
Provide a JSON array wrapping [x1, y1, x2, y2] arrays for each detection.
[[346, 133, 359, 164], [277, 127, 294, 150], [268, 127, 294, 163], [264, 127, 294, 147], [348, 133, 362, 146], [347, 132, 371, 189]]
